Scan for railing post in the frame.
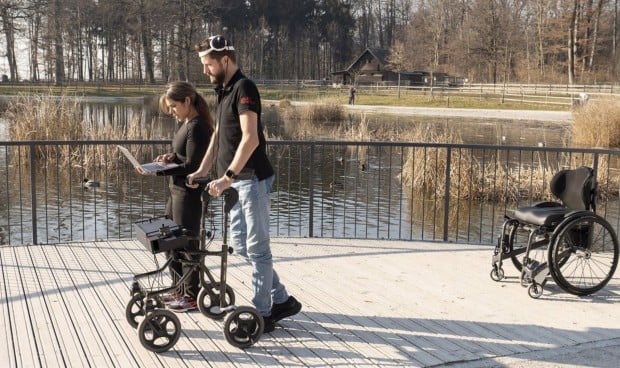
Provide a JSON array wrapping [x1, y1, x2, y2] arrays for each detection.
[[308, 143, 315, 238], [29, 143, 38, 245], [593, 152, 599, 173], [443, 146, 452, 242]]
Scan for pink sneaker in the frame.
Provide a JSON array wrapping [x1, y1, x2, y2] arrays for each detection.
[[167, 296, 197, 313], [160, 292, 182, 305]]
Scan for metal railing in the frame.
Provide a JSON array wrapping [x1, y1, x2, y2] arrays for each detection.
[[1, 140, 619, 246]]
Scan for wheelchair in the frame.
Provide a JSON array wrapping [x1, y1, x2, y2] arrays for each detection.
[[491, 166, 619, 298], [125, 183, 264, 353]]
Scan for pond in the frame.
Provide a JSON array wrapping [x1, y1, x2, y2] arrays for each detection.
[[0, 96, 576, 245]]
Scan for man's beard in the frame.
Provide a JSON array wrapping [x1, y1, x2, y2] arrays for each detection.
[[210, 69, 225, 85]]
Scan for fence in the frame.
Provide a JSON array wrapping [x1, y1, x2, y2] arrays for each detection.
[[1, 140, 619, 246]]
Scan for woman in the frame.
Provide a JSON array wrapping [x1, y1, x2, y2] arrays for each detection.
[[138, 81, 214, 312]]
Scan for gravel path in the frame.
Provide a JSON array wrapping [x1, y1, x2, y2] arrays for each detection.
[[343, 104, 573, 123]]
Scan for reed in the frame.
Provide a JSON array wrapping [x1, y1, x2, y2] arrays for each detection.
[[4, 92, 165, 181], [571, 97, 620, 149], [280, 101, 344, 123], [395, 123, 618, 202]]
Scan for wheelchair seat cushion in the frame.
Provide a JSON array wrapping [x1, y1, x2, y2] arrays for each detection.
[[513, 206, 576, 227]]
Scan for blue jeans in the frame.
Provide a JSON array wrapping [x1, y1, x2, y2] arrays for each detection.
[[229, 175, 288, 316]]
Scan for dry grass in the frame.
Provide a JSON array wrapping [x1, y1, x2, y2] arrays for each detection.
[[5, 92, 163, 178], [278, 99, 292, 108], [398, 125, 617, 202], [280, 101, 344, 123], [267, 102, 617, 202], [571, 97, 620, 148], [6, 93, 85, 141]]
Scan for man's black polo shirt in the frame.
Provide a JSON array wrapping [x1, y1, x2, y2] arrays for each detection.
[[214, 69, 274, 180]]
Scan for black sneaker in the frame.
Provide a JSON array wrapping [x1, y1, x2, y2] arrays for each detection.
[[270, 296, 302, 322], [262, 315, 276, 334]]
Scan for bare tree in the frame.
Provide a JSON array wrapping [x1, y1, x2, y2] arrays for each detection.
[[0, 0, 23, 81], [50, 0, 65, 84], [24, 1, 45, 81], [568, 0, 579, 84], [587, 0, 606, 71]]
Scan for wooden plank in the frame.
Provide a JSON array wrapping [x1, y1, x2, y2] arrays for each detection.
[[264, 239, 427, 366], [204, 248, 367, 367], [2, 246, 38, 368], [97, 241, 188, 367], [246, 251, 400, 366], [16, 245, 67, 368], [24, 245, 93, 368], [0, 246, 16, 367], [267, 239, 507, 363], [61, 241, 166, 367], [4, 238, 620, 367], [40, 243, 115, 367]]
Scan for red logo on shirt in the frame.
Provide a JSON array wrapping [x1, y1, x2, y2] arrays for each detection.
[[240, 96, 256, 106]]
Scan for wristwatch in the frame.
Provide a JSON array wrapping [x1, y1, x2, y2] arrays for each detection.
[[225, 169, 238, 180]]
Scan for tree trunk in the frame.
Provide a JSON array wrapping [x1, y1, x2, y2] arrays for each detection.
[[614, 0, 618, 77], [52, 0, 65, 85], [107, 35, 114, 81], [536, 0, 547, 76], [587, 0, 605, 70], [139, 0, 155, 83], [29, 12, 41, 81], [568, 0, 579, 85], [1, 7, 19, 81]]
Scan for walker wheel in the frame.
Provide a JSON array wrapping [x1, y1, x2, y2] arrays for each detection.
[[126, 294, 163, 328], [490, 267, 504, 281], [223, 306, 263, 348], [197, 283, 236, 320], [528, 283, 544, 299], [126, 294, 145, 328], [138, 309, 181, 353]]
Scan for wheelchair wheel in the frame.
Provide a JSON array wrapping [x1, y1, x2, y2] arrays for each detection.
[[490, 266, 504, 281], [138, 309, 181, 353], [223, 306, 263, 348], [548, 214, 619, 296], [197, 283, 236, 320], [528, 282, 544, 299]]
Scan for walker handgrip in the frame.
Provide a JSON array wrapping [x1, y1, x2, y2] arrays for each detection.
[[190, 177, 210, 185]]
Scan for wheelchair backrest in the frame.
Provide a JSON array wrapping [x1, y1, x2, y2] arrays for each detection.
[[549, 166, 597, 211]]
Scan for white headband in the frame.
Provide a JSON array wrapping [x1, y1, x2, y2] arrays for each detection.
[[198, 46, 235, 58]]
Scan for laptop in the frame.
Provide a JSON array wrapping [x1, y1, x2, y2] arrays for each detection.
[[117, 145, 180, 174]]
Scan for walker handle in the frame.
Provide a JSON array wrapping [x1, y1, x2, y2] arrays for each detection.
[[190, 176, 210, 185]]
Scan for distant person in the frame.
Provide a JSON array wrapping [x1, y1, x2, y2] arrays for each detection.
[[188, 34, 301, 333], [348, 86, 356, 105], [137, 81, 214, 312]]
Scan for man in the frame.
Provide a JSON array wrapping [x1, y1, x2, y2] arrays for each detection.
[[348, 86, 356, 105], [187, 35, 301, 333]]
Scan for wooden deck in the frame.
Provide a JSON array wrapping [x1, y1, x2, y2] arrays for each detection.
[[2, 238, 620, 367]]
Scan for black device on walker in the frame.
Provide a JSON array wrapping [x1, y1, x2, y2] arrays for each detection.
[[134, 216, 188, 254]]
